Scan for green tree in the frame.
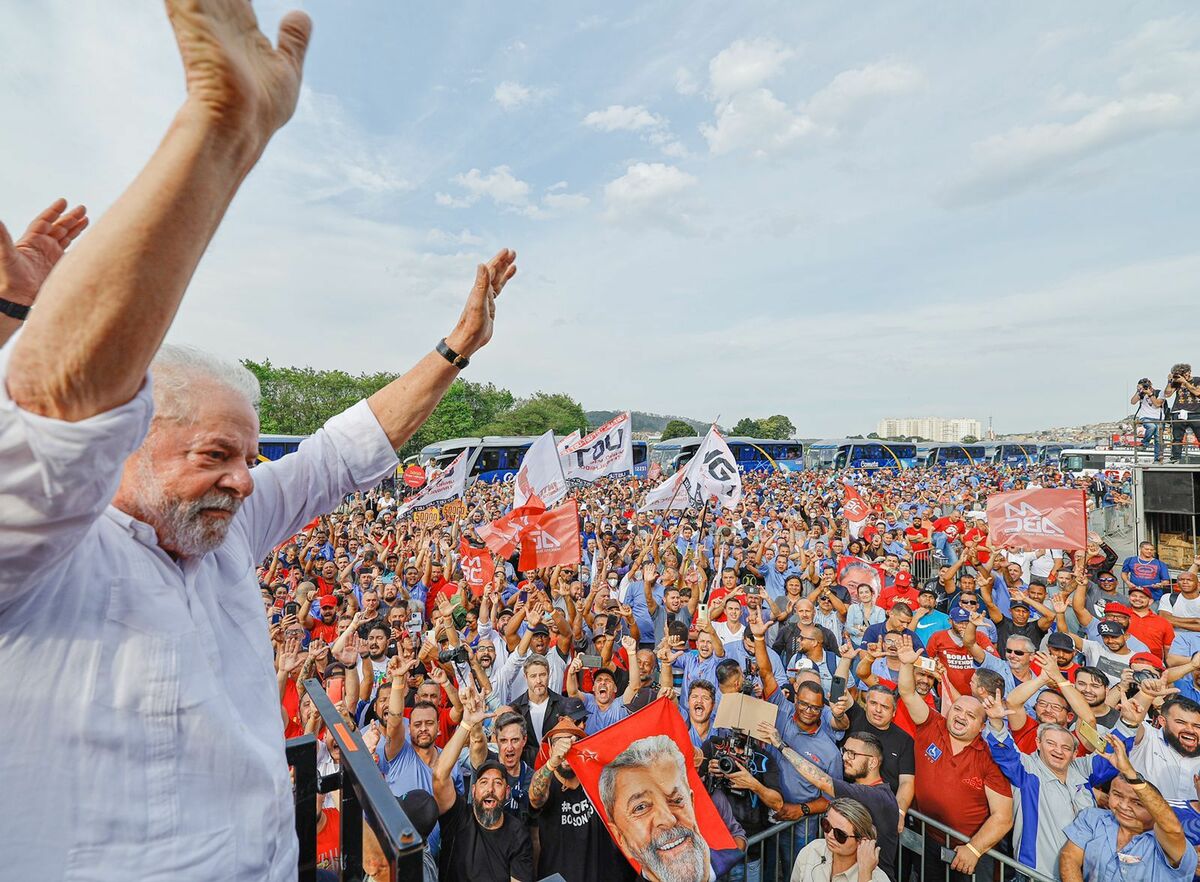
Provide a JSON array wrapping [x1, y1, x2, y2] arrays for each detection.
[[660, 419, 696, 441], [731, 417, 762, 436], [485, 392, 587, 436], [961, 435, 979, 444], [757, 414, 796, 440], [867, 432, 880, 439]]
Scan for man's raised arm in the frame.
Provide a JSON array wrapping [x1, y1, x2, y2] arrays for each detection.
[[7, 1, 311, 421]]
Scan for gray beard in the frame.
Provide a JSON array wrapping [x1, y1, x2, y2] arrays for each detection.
[[473, 802, 503, 827], [136, 457, 241, 556], [634, 826, 708, 882]]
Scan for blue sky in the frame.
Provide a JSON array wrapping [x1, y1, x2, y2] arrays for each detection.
[[3, 2, 1199, 435]]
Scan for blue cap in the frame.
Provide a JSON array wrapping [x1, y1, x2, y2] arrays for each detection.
[[950, 606, 971, 623]]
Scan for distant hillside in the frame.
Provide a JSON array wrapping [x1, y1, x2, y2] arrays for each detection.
[[586, 410, 711, 434]]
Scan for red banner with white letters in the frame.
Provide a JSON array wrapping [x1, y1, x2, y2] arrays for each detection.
[[986, 488, 1087, 551], [458, 539, 494, 596], [517, 500, 582, 570]]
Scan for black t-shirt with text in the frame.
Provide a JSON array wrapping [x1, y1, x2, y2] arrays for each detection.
[[844, 703, 916, 795], [533, 775, 637, 882]]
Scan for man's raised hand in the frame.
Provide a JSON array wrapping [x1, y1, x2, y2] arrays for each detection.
[[445, 249, 517, 359], [0, 199, 88, 311], [166, 0, 311, 142]]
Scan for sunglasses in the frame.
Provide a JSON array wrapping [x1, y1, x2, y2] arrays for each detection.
[[821, 817, 858, 844]]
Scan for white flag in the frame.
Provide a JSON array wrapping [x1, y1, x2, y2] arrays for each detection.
[[640, 426, 742, 512], [514, 430, 567, 508], [556, 430, 581, 455], [561, 412, 634, 486], [398, 450, 468, 517]]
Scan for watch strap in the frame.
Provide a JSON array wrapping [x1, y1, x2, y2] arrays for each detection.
[[0, 298, 31, 320], [436, 338, 469, 369]]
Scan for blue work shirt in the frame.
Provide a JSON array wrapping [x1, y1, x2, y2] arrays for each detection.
[[763, 688, 842, 804], [1064, 807, 1197, 881]]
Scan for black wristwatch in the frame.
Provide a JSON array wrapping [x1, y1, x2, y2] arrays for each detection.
[[0, 298, 31, 321], [1123, 773, 1147, 786], [435, 338, 469, 369]]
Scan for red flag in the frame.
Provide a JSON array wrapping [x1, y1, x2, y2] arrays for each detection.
[[518, 500, 582, 570], [843, 484, 869, 539], [458, 539, 494, 597], [475, 500, 546, 557], [565, 698, 739, 880], [986, 488, 1087, 551]]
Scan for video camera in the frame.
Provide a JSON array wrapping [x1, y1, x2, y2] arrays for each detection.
[[704, 732, 755, 797]]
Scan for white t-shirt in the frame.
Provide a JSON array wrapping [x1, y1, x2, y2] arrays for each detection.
[[1160, 593, 1200, 620], [1080, 638, 1134, 680], [1029, 549, 1063, 581], [712, 620, 745, 647], [529, 696, 550, 743]]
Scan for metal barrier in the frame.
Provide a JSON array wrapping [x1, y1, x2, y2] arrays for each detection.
[[910, 548, 945, 585], [724, 808, 1055, 882], [286, 679, 426, 882]]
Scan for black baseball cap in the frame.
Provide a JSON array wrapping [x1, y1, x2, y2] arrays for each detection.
[[1047, 632, 1075, 651]]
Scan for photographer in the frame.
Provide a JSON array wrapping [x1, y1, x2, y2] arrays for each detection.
[[1131, 378, 1166, 462], [1167, 363, 1200, 463]]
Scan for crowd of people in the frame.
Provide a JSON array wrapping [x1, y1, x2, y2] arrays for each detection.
[[270, 462, 1200, 882], [2, 4, 1199, 882]]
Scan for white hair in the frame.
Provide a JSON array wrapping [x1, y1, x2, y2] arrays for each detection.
[[150, 344, 260, 424]]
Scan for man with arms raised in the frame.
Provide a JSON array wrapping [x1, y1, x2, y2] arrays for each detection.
[[434, 687, 534, 882], [896, 636, 1013, 882], [0, 3, 517, 877]]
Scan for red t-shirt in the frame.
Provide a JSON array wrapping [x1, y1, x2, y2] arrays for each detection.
[[961, 529, 991, 564], [932, 518, 966, 542], [316, 808, 342, 870], [310, 621, 339, 644], [878, 677, 937, 739], [912, 712, 1011, 841], [877, 585, 921, 612], [924, 630, 997, 695], [906, 526, 931, 552], [403, 704, 458, 748], [1126, 612, 1175, 660], [424, 578, 457, 619], [315, 577, 337, 598], [282, 678, 303, 739]]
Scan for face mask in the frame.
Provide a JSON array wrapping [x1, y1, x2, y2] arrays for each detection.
[[608, 577, 619, 588]]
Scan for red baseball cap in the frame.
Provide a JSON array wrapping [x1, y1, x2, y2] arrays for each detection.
[[1129, 652, 1165, 671], [895, 571, 912, 588], [319, 596, 337, 610], [1103, 602, 1134, 617]]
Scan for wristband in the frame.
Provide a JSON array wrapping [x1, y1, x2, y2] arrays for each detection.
[[435, 337, 469, 369], [0, 298, 31, 321], [965, 843, 982, 859]]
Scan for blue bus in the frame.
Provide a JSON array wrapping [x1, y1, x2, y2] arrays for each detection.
[[1037, 443, 1068, 465], [804, 439, 917, 470], [984, 442, 1038, 467], [418, 436, 648, 483], [917, 443, 986, 467], [258, 433, 308, 462], [650, 437, 803, 475]]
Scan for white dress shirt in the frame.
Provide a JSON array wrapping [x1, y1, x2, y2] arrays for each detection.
[[0, 342, 398, 881], [1130, 720, 1200, 802]]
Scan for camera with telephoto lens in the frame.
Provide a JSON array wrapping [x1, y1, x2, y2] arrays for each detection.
[[438, 646, 470, 666], [741, 659, 758, 696], [705, 733, 754, 796]]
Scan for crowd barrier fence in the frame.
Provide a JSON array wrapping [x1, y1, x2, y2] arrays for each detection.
[[287, 679, 427, 882], [728, 808, 1053, 882]]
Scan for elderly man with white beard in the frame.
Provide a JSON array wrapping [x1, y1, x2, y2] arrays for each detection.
[[0, 3, 517, 878]]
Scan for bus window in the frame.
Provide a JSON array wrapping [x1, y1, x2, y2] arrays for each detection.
[[475, 449, 502, 475], [633, 444, 647, 465]]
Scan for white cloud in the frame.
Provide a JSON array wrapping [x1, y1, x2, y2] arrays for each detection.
[[543, 192, 591, 211], [583, 104, 663, 132], [446, 165, 531, 207], [804, 61, 924, 124], [493, 80, 532, 109], [426, 227, 483, 247], [702, 88, 817, 156], [603, 162, 700, 234], [708, 38, 794, 99], [949, 92, 1200, 206]]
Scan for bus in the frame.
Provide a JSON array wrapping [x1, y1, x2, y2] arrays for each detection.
[[983, 442, 1039, 467], [417, 436, 648, 482], [1059, 448, 1139, 477], [258, 433, 308, 462], [804, 439, 917, 470], [650, 437, 803, 475], [917, 443, 987, 467], [1038, 443, 1068, 466]]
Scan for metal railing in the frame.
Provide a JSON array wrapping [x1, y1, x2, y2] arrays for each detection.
[[724, 808, 1054, 882], [286, 679, 426, 882]]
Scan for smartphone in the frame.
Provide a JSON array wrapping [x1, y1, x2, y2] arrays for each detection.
[[269, 612, 282, 626], [939, 846, 957, 865], [326, 678, 345, 703], [697, 603, 708, 619], [283, 601, 299, 619], [917, 657, 938, 673], [518, 590, 528, 603], [1076, 719, 1106, 754], [542, 612, 554, 625], [829, 675, 847, 704], [580, 654, 603, 669]]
